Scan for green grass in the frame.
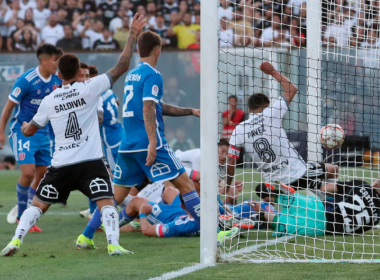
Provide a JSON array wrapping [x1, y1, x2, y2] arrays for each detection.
[[1, 169, 380, 279]]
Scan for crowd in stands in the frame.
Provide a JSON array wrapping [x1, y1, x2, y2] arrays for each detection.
[[0, 0, 201, 51]]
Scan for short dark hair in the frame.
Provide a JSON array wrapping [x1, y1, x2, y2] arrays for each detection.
[[218, 138, 230, 147], [229, 95, 237, 101], [248, 93, 270, 111], [24, 20, 35, 26], [89, 65, 98, 76], [80, 62, 89, 69], [36, 44, 62, 61], [58, 54, 80, 80], [63, 23, 73, 30], [138, 31, 161, 58], [4, 155, 16, 165]]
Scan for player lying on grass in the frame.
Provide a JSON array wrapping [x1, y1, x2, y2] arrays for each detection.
[[1, 14, 146, 257], [227, 61, 339, 196], [255, 179, 380, 236]]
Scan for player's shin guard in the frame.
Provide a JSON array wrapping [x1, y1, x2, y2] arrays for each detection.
[[101, 206, 119, 246], [83, 208, 102, 239], [119, 207, 134, 227], [182, 190, 201, 225], [27, 187, 36, 208], [13, 206, 42, 242], [16, 183, 29, 219]]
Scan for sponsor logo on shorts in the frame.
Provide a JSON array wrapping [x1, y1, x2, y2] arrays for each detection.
[[150, 163, 171, 178], [18, 153, 25, 160], [152, 85, 159, 96], [40, 185, 59, 200], [12, 87, 21, 97], [89, 178, 109, 194]]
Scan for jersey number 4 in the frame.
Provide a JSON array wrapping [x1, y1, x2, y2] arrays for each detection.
[[65, 112, 82, 141]]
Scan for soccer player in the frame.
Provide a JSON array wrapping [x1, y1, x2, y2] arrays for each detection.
[[1, 13, 147, 257], [0, 44, 62, 231], [76, 30, 202, 249], [255, 180, 380, 236], [227, 61, 339, 194]]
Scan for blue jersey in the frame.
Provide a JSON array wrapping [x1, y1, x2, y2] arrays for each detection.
[[9, 67, 61, 135], [156, 215, 200, 238], [119, 62, 167, 152], [100, 89, 123, 147]]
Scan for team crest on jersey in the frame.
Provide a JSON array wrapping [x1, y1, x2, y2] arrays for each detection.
[[18, 153, 25, 160], [12, 87, 21, 97], [150, 163, 170, 177], [152, 85, 159, 96], [37, 89, 41, 94]]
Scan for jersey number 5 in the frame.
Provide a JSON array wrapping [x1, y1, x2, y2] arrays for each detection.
[[65, 112, 82, 141], [123, 85, 134, 117]]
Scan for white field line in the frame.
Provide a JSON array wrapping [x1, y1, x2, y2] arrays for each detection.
[[148, 263, 216, 280]]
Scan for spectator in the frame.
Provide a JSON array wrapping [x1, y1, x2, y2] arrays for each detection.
[[23, 7, 34, 21], [193, 0, 200, 14], [14, 26, 38, 51], [93, 26, 120, 50], [57, 24, 83, 50], [285, 0, 306, 17], [161, 0, 179, 26], [109, 0, 133, 33], [168, 10, 200, 49], [254, 7, 273, 38], [20, 0, 36, 11], [323, 14, 351, 46], [229, 8, 254, 46], [169, 128, 196, 151], [33, 0, 51, 32], [259, 14, 287, 47], [48, 0, 59, 13], [194, 11, 200, 25], [146, 1, 157, 27], [80, 18, 104, 49], [218, 0, 233, 21], [66, 0, 83, 21], [83, 0, 97, 13], [151, 11, 177, 47], [7, 18, 24, 51], [187, 29, 200, 49], [219, 17, 234, 47], [98, 0, 120, 26], [343, 4, 356, 28], [361, 28, 380, 48], [178, 0, 189, 21], [113, 15, 129, 48], [288, 17, 306, 47], [4, 156, 16, 170], [57, 7, 70, 25], [4, 0, 24, 31], [222, 96, 245, 139], [41, 14, 65, 45], [130, 0, 147, 13], [164, 77, 187, 107], [350, 25, 365, 47]]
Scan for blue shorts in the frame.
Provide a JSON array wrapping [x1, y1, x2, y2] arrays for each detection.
[[10, 131, 51, 166], [113, 144, 186, 187], [146, 202, 186, 225]]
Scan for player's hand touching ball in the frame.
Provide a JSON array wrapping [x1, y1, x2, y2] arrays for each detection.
[[260, 61, 277, 76]]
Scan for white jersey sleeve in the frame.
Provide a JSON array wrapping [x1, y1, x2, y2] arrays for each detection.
[[32, 97, 50, 128], [97, 98, 104, 113], [84, 73, 112, 97], [262, 95, 289, 126]]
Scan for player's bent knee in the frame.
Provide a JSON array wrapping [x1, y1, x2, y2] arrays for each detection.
[[96, 198, 115, 210]]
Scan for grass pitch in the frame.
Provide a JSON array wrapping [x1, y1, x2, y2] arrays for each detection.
[[1, 170, 380, 279]]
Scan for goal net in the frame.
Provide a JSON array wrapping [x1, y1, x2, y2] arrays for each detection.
[[206, 0, 380, 263]]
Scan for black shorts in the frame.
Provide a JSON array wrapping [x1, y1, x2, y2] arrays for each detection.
[[36, 159, 114, 205], [290, 162, 326, 190], [325, 180, 380, 234]]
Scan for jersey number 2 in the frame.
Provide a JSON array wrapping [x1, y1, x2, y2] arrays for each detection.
[[123, 85, 134, 117], [65, 112, 82, 141]]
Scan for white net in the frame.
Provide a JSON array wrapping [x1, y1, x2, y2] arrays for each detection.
[[217, 0, 380, 262]]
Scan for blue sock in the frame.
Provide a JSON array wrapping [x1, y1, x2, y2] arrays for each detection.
[[182, 190, 201, 225], [16, 183, 29, 219], [27, 187, 36, 208], [119, 207, 134, 227], [83, 208, 102, 239], [88, 198, 97, 214]]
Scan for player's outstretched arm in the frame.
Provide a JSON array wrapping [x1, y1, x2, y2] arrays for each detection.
[[106, 14, 146, 85], [139, 203, 158, 237], [162, 102, 200, 117], [260, 61, 298, 103], [0, 99, 17, 149], [143, 100, 157, 166]]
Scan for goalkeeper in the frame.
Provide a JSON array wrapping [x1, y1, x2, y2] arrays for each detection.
[[256, 180, 380, 236]]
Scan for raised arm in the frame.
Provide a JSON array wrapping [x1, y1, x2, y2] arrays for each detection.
[[143, 100, 157, 166], [0, 99, 17, 149], [260, 61, 298, 103], [106, 14, 146, 85], [162, 102, 200, 117]]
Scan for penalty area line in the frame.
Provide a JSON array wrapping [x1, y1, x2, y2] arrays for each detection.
[[148, 263, 216, 280]]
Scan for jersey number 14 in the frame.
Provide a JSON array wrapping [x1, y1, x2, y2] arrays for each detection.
[[65, 112, 82, 141]]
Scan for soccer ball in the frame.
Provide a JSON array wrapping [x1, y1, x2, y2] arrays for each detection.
[[320, 124, 345, 149]]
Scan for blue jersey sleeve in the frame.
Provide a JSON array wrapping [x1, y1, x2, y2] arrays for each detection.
[[9, 77, 30, 104], [142, 73, 163, 103], [156, 216, 200, 237]]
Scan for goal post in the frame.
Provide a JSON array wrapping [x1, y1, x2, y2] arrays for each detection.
[[200, 0, 219, 265]]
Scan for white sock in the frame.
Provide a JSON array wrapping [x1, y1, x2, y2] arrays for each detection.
[[101, 205, 119, 246], [13, 206, 42, 243], [119, 195, 134, 208]]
